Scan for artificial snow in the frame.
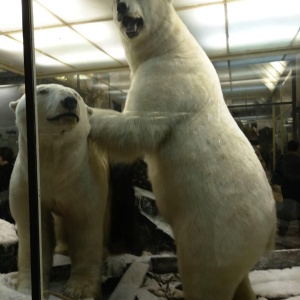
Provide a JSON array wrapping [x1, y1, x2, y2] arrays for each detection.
[[0, 273, 93, 300], [0, 272, 30, 300], [0, 219, 18, 246], [0, 261, 300, 299], [250, 267, 300, 299]]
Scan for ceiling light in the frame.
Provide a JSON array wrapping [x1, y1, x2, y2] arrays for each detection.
[[0, 0, 62, 32], [0, 36, 23, 53], [228, 0, 300, 51], [178, 4, 226, 54], [72, 21, 126, 62], [11, 27, 117, 67]]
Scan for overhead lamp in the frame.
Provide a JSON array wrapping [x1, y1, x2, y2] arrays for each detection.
[[178, 4, 226, 53], [72, 22, 126, 62], [228, 0, 300, 51], [0, 36, 23, 52], [0, 0, 62, 32]]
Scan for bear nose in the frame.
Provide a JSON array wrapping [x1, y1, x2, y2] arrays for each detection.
[[61, 97, 77, 111], [117, 2, 128, 15]]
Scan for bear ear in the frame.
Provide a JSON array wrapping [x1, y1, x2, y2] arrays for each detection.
[[86, 105, 93, 116], [9, 100, 19, 112]]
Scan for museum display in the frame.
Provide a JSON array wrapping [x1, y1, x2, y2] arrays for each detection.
[[0, 0, 300, 299]]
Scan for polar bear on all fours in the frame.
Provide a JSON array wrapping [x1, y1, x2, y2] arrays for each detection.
[[9, 84, 109, 299], [89, 0, 277, 299]]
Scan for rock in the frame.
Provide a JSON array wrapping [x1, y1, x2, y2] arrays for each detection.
[[0, 219, 18, 273], [108, 261, 149, 300]]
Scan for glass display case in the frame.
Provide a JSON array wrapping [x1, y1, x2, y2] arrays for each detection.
[[0, 1, 300, 299]]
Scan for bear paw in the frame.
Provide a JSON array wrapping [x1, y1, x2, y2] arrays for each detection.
[[63, 276, 100, 299], [16, 274, 32, 295]]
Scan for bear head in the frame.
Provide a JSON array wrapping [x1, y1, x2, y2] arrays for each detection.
[[113, 0, 174, 40], [9, 84, 93, 140]]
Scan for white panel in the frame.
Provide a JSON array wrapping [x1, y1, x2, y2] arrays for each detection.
[[33, 2, 63, 28], [231, 67, 262, 81], [174, 0, 222, 6], [72, 21, 127, 63], [11, 27, 119, 69], [227, 81, 270, 96], [0, 36, 24, 69], [0, 36, 74, 74], [35, 53, 75, 75], [228, 0, 300, 52], [0, 0, 22, 32], [0, 1, 62, 32], [178, 4, 227, 56], [36, 0, 112, 23]]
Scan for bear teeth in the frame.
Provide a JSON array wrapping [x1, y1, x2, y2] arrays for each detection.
[[122, 16, 143, 38]]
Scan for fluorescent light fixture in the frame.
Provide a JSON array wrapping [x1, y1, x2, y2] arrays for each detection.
[[33, 2, 62, 28], [33, 2, 63, 28], [228, 0, 300, 23], [261, 79, 275, 91], [35, 54, 65, 67], [11, 26, 117, 67], [72, 21, 126, 62], [0, 1, 62, 32], [36, 0, 112, 23], [174, 0, 222, 6], [250, 61, 288, 92], [0, 0, 22, 32], [228, 0, 300, 51], [270, 61, 287, 75], [184, 5, 225, 27], [0, 36, 23, 53], [229, 27, 298, 50], [178, 4, 226, 55], [57, 51, 113, 66]]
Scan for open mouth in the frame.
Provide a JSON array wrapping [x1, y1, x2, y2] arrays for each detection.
[[120, 15, 143, 38], [47, 113, 80, 123]]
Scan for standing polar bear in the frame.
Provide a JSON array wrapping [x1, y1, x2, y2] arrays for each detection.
[[89, 0, 276, 299], [9, 84, 109, 299]]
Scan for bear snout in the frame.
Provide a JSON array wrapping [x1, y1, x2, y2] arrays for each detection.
[[117, 2, 128, 14], [117, 2, 128, 20], [61, 97, 77, 111]]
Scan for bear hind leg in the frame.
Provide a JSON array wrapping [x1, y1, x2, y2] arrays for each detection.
[[232, 275, 256, 300]]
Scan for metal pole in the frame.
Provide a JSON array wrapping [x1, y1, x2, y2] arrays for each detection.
[[21, 0, 43, 299], [291, 58, 298, 140]]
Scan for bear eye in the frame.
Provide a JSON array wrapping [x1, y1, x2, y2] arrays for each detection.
[[38, 89, 48, 95]]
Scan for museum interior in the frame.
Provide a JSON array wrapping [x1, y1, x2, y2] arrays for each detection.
[[1, 0, 300, 299]]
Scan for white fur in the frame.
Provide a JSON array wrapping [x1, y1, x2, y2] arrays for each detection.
[[89, 1, 276, 299], [9, 84, 109, 299]]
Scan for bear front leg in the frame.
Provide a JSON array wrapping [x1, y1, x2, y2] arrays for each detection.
[[16, 208, 54, 296], [89, 109, 182, 161], [41, 209, 55, 292], [62, 217, 103, 299], [10, 187, 32, 294], [16, 224, 32, 295]]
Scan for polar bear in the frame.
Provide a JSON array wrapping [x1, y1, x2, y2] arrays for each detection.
[[9, 84, 109, 299], [89, 1, 276, 299]]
